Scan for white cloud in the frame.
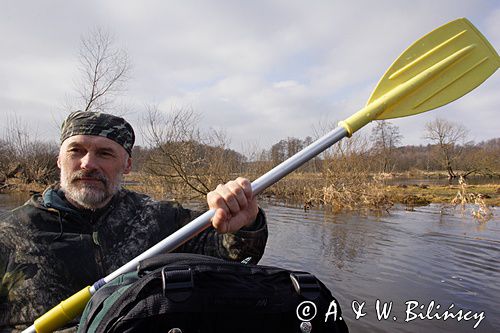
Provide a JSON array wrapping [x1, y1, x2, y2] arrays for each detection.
[[273, 80, 301, 89], [0, 0, 498, 152]]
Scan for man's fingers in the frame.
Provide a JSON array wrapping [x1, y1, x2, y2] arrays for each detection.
[[235, 177, 253, 200], [207, 188, 227, 209], [227, 181, 248, 210], [212, 180, 250, 215], [207, 177, 258, 234], [211, 208, 230, 234], [214, 183, 241, 215], [212, 208, 251, 234]]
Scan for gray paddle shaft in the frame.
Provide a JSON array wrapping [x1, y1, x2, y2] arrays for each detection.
[[102, 126, 348, 283], [21, 126, 349, 333]]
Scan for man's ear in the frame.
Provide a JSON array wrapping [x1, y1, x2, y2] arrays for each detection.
[[56, 155, 61, 169], [123, 157, 132, 174]]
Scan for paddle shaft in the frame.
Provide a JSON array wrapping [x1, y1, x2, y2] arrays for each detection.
[[21, 126, 348, 333], [72, 33, 500, 283], [103, 126, 348, 282], [24, 17, 499, 333]]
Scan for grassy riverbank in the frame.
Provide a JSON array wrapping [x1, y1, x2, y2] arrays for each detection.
[[123, 172, 499, 208], [385, 183, 499, 207], [1, 172, 498, 208]]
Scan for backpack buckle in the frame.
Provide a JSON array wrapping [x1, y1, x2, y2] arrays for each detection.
[[290, 272, 321, 300], [161, 266, 194, 302]]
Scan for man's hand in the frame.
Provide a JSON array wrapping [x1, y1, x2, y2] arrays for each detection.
[[207, 177, 259, 234]]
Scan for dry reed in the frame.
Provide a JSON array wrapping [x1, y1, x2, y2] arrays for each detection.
[[451, 176, 493, 222]]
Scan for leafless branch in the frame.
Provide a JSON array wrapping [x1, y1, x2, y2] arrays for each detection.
[[76, 27, 130, 113], [140, 105, 245, 198]]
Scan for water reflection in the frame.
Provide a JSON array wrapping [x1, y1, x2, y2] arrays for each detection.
[[0, 192, 30, 214]]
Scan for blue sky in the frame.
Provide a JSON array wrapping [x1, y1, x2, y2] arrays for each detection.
[[1, 0, 499, 153]]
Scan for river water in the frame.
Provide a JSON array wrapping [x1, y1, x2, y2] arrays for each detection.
[[259, 201, 500, 333], [1, 192, 499, 332]]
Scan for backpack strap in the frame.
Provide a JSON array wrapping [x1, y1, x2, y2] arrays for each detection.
[[137, 253, 225, 276], [161, 266, 194, 302], [289, 272, 321, 300], [79, 273, 138, 332]]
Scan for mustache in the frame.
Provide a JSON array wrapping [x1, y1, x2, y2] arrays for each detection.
[[70, 170, 108, 185]]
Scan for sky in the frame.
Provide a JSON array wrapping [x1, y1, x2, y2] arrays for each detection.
[[1, 0, 499, 155]]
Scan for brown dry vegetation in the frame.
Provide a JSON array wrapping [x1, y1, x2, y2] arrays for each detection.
[[124, 172, 498, 213], [384, 183, 499, 207], [1, 108, 498, 221]]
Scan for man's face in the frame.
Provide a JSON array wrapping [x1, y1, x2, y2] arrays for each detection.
[[57, 135, 132, 210]]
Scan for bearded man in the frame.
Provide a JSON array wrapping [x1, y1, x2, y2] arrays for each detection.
[[0, 111, 268, 332]]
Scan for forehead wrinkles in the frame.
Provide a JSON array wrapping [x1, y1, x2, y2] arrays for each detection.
[[61, 135, 124, 154]]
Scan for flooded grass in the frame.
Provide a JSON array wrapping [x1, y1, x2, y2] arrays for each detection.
[[121, 172, 499, 208], [3, 172, 498, 217], [0, 178, 45, 194], [384, 183, 499, 206], [451, 177, 493, 221]]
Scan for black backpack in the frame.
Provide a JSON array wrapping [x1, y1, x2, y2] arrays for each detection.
[[78, 253, 349, 333]]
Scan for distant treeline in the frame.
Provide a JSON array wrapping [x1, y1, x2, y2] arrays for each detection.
[[130, 136, 500, 180], [1, 112, 498, 200], [1, 134, 499, 187]]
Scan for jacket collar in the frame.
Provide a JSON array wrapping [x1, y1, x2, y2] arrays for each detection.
[[42, 185, 80, 215], [34, 183, 123, 223]]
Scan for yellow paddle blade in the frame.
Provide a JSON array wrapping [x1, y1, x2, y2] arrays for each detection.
[[370, 18, 499, 120]]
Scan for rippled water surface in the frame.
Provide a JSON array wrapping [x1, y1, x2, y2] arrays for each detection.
[[1, 193, 499, 332], [0, 192, 30, 212], [259, 202, 500, 332]]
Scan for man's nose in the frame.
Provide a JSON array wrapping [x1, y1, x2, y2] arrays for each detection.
[[80, 152, 97, 170]]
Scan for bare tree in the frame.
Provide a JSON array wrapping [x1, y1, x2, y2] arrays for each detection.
[[142, 105, 244, 199], [424, 118, 468, 182], [457, 138, 500, 178], [269, 139, 287, 166], [316, 134, 392, 212], [370, 120, 402, 173], [76, 27, 130, 113], [0, 139, 11, 184], [1, 116, 58, 185], [260, 136, 318, 173]]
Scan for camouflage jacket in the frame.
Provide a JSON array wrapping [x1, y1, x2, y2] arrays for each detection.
[[0, 185, 267, 330]]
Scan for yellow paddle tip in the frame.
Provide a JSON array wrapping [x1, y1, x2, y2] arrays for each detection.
[[34, 286, 92, 333]]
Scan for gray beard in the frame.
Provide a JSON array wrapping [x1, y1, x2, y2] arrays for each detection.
[[60, 169, 122, 210]]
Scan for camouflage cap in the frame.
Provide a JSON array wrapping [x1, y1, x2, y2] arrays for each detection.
[[61, 111, 135, 156]]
